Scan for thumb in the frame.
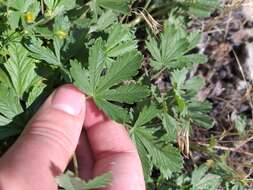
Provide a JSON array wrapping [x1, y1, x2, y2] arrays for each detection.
[[0, 85, 86, 190]]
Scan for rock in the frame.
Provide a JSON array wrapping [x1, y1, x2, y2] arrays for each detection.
[[245, 42, 253, 80], [243, 0, 253, 21]]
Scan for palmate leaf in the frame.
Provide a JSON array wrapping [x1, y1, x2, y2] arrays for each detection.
[[89, 10, 117, 33], [133, 127, 183, 179], [71, 39, 150, 123], [44, 0, 76, 17], [234, 115, 247, 135], [4, 43, 38, 98], [96, 52, 141, 92], [95, 98, 129, 123], [162, 113, 177, 142], [134, 105, 159, 128], [6, 0, 39, 30], [105, 24, 137, 57], [97, 84, 150, 104], [88, 38, 105, 95], [57, 171, 112, 190], [70, 60, 91, 95], [191, 164, 221, 190], [96, 0, 130, 13], [133, 134, 152, 182], [187, 0, 220, 18], [146, 22, 206, 71], [171, 68, 214, 127], [189, 112, 214, 129], [26, 39, 61, 66], [131, 106, 182, 180], [0, 84, 23, 126]]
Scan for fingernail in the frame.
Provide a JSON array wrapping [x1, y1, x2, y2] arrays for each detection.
[[52, 85, 85, 116]]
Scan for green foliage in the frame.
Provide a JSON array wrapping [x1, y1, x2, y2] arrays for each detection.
[[70, 40, 149, 122], [131, 105, 183, 180], [146, 23, 206, 71], [184, 0, 220, 18], [234, 115, 247, 135], [0, 0, 243, 189], [4, 43, 38, 97], [95, 0, 130, 13], [191, 164, 221, 190], [57, 171, 112, 190]]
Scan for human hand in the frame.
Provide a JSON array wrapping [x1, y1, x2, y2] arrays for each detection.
[[0, 85, 145, 190]]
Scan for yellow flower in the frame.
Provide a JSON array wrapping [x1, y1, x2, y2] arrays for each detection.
[[206, 159, 214, 168], [25, 12, 34, 23], [56, 30, 68, 39]]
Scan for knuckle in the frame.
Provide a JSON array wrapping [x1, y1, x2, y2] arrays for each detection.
[[24, 119, 76, 154]]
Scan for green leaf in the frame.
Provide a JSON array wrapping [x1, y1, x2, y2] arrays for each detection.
[[57, 0, 76, 11], [107, 40, 137, 57], [174, 93, 187, 115], [70, 60, 92, 96], [83, 172, 112, 189], [134, 105, 159, 128], [57, 171, 112, 190], [89, 10, 117, 33], [44, 0, 55, 10], [188, 100, 212, 113], [44, 0, 76, 16], [187, 0, 220, 18], [8, 11, 21, 30], [96, 0, 130, 13], [98, 84, 150, 104], [171, 68, 188, 89], [26, 39, 61, 66], [0, 68, 12, 87], [147, 22, 203, 70], [27, 81, 47, 107], [162, 113, 177, 142], [71, 41, 143, 123], [188, 31, 202, 50], [95, 98, 130, 123], [146, 37, 162, 70], [4, 43, 37, 97], [234, 115, 247, 135], [177, 54, 207, 66], [184, 76, 205, 97], [190, 112, 214, 129], [97, 51, 142, 92], [105, 24, 137, 57], [7, 0, 32, 12], [0, 85, 23, 124], [134, 127, 183, 178], [53, 16, 71, 41], [131, 129, 153, 182], [88, 38, 105, 95], [191, 164, 221, 190]]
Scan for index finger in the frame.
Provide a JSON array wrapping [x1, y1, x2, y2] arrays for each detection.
[[84, 99, 145, 190]]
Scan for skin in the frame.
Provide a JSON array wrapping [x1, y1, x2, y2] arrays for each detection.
[[0, 85, 145, 190]]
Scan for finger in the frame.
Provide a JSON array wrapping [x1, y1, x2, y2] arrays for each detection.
[[0, 85, 86, 190], [84, 100, 145, 190], [75, 130, 94, 180]]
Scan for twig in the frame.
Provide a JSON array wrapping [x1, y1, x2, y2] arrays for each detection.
[[235, 136, 253, 150], [193, 141, 253, 157], [41, 0, 44, 15], [151, 68, 166, 81], [232, 49, 253, 120], [72, 153, 79, 177]]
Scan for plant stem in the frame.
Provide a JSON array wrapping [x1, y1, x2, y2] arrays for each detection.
[[73, 153, 79, 177], [127, 1, 177, 27], [41, 0, 44, 15]]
